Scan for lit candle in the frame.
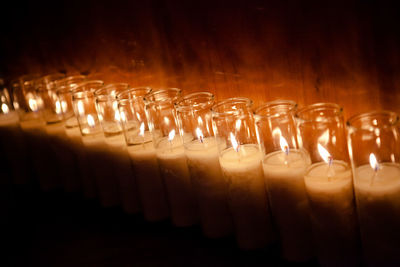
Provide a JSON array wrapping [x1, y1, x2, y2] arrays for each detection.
[[185, 127, 233, 238], [263, 136, 314, 261], [219, 133, 275, 250], [156, 129, 199, 227], [119, 87, 169, 222], [304, 144, 360, 267], [354, 154, 400, 266]]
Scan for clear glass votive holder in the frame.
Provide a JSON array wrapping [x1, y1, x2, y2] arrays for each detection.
[[296, 103, 360, 267], [212, 97, 275, 250], [94, 83, 140, 214], [72, 80, 120, 207], [347, 111, 400, 266], [176, 92, 233, 238], [145, 88, 199, 227], [118, 87, 169, 221], [256, 100, 313, 262]]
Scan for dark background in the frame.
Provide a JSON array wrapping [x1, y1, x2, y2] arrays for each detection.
[[1, 0, 400, 117]]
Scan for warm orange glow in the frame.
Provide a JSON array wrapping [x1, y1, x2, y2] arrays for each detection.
[[168, 129, 175, 141], [87, 114, 95, 127], [139, 122, 145, 137], [1, 103, 9, 114]]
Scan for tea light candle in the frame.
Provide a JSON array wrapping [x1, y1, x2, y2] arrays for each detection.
[[105, 134, 141, 214], [156, 131, 198, 227], [304, 145, 360, 266], [185, 133, 233, 238], [263, 137, 314, 261], [82, 133, 120, 207], [354, 156, 400, 266], [127, 135, 169, 222], [219, 142, 275, 250]]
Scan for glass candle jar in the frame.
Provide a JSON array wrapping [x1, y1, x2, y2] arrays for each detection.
[[347, 111, 400, 266], [212, 97, 275, 250], [256, 100, 313, 262], [176, 92, 233, 238], [296, 103, 360, 267], [0, 83, 29, 184], [72, 80, 120, 207], [94, 83, 140, 214], [145, 88, 198, 227], [118, 87, 169, 221], [13, 76, 59, 191]]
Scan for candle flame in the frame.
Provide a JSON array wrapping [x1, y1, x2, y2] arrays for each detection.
[[280, 136, 289, 155], [318, 143, 332, 165], [114, 111, 121, 122], [235, 119, 242, 131], [139, 122, 145, 137], [168, 129, 175, 141], [61, 100, 68, 113], [28, 98, 38, 112], [198, 116, 203, 125], [196, 127, 204, 143], [87, 114, 95, 127], [77, 101, 85, 115], [1, 103, 9, 114], [55, 101, 62, 115], [369, 153, 379, 172], [230, 132, 239, 152], [120, 111, 126, 122]]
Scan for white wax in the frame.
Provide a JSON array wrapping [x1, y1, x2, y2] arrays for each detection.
[[0, 112, 30, 184], [304, 161, 360, 267], [219, 144, 275, 250], [185, 137, 233, 238], [263, 149, 314, 261], [105, 134, 140, 214], [355, 163, 400, 266], [127, 141, 169, 222], [82, 133, 120, 207], [66, 126, 96, 199], [157, 137, 198, 227]]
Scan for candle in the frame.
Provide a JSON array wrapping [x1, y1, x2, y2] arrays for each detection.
[[185, 134, 233, 238], [354, 156, 400, 266], [45, 122, 81, 192], [263, 137, 314, 261], [65, 124, 96, 199], [105, 133, 141, 214], [304, 145, 360, 266], [156, 131, 199, 227], [82, 133, 120, 207], [219, 143, 275, 250], [127, 136, 169, 222]]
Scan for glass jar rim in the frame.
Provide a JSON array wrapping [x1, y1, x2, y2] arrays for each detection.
[[55, 75, 87, 94], [117, 86, 152, 101], [295, 102, 343, 122], [94, 83, 130, 101], [347, 110, 399, 130], [144, 88, 182, 104], [211, 97, 253, 116], [35, 73, 66, 91], [71, 80, 104, 99], [175, 91, 214, 111], [255, 99, 297, 118]]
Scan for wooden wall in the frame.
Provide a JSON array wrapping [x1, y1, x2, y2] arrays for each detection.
[[1, 0, 400, 118]]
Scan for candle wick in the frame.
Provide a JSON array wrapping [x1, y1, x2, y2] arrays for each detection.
[[370, 167, 379, 186], [284, 146, 289, 167], [327, 156, 334, 182]]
